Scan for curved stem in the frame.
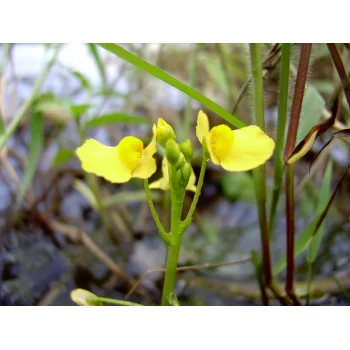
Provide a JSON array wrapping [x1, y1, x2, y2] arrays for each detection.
[[144, 179, 172, 245], [182, 154, 207, 230]]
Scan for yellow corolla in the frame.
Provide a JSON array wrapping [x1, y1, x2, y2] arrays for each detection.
[[149, 157, 197, 192], [76, 125, 157, 183], [196, 111, 275, 172]]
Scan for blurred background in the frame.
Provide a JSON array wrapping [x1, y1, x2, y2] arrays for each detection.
[[0, 43, 349, 306]]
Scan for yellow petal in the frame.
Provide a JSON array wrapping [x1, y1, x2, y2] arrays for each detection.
[[196, 110, 210, 146], [132, 125, 158, 179], [196, 110, 218, 163], [118, 136, 143, 172], [186, 169, 197, 193], [149, 157, 170, 190], [219, 126, 275, 172], [209, 124, 234, 164], [76, 139, 132, 183]]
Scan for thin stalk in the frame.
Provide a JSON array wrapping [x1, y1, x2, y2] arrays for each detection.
[[144, 179, 172, 245], [0, 43, 11, 133], [0, 44, 61, 150], [249, 43, 272, 288], [183, 43, 199, 140], [269, 43, 292, 232], [182, 154, 207, 228], [284, 43, 312, 305], [90, 297, 142, 306]]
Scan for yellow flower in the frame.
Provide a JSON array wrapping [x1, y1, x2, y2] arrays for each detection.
[[149, 157, 197, 192], [196, 111, 275, 171], [76, 125, 157, 183]]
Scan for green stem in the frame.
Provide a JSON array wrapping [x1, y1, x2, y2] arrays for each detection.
[[162, 196, 184, 306], [0, 44, 61, 151], [161, 163, 186, 306], [249, 43, 272, 288], [182, 154, 207, 229], [269, 43, 291, 232], [183, 43, 199, 140], [91, 297, 142, 306], [97, 43, 245, 129], [144, 179, 172, 245]]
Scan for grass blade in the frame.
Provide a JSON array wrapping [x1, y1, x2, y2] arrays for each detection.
[[87, 43, 107, 91], [97, 43, 245, 128], [84, 113, 150, 130], [16, 112, 43, 206]]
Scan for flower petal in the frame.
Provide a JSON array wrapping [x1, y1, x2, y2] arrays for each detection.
[[132, 125, 158, 179], [186, 168, 197, 193], [219, 126, 275, 172], [196, 110, 219, 163], [76, 139, 132, 183], [149, 157, 170, 190], [196, 110, 210, 146], [209, 124, 234, 164]]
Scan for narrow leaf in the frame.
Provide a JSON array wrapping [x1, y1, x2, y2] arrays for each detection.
[[16, 113, 43, 205], [87, 43, 107, 91], [97, 43, 245, 128], [84, 113, 150, 129]]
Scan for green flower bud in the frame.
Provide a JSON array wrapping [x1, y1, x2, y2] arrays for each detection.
[[178, 161, 192, 189], [166, 139, 181, 165], [180, 139, 194, 161], [70, 289, 103, 306], [157, 118, 176, 148]]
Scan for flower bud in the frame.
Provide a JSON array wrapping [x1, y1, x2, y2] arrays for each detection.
[[181, 162, 192, 184], [157, 118, 176, 148], [70, 289, 102, 306], [180, 139, 194, 161], [166, 139, 181, 165]]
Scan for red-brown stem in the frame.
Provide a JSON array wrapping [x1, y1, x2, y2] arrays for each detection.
[[284, 44, 312, 305], [284, 44, 313, 159]]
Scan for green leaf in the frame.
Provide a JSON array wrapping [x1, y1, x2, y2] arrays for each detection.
[[273, 161, 333, 276], [97, 43, 245, 129], [307, 161, 333, 263], [16, 113, 43, 206], [84, 113, 150, 129], [53, 148, 75, 168], [70, 104, 92, 119], [87, 43, 107, 90], [198, 52, 229, 96], [296, 85, 325, 145]]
